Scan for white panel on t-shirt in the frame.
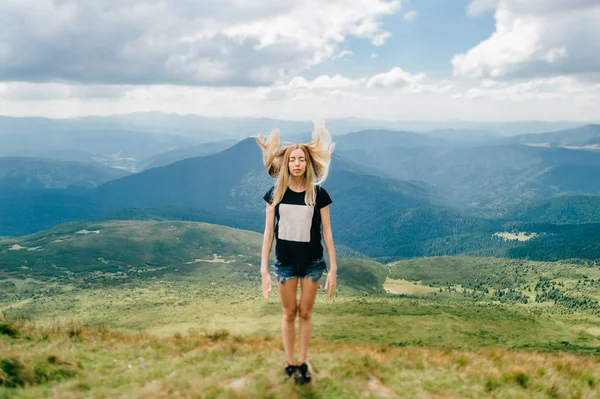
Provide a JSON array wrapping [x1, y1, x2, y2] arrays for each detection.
[[278, 203, 314, 242]]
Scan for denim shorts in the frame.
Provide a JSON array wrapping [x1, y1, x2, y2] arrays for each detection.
[[273, 258, 328, 284]]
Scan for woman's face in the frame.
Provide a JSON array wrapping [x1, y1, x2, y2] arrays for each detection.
[[289, 148, 307, 178]]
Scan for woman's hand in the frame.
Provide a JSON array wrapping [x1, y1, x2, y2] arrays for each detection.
[[324, 271, 337, 298], [261, 270, 272, 302]]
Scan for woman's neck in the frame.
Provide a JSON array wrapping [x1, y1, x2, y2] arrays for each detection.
[[288, 176, 306, 192]]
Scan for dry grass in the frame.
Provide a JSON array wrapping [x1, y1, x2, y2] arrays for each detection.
[[2, 318, 599, 398], [383, 278, 440, 295]]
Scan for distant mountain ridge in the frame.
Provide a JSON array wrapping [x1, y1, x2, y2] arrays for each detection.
[[136, 139, 239, 171], [335, 129, 449, 151], [1, 113, 594, 141], [0, 157, 129, 190], [334, 125, 600, 209], [506, 124, 600, 147], [0, 118, 203, 171]]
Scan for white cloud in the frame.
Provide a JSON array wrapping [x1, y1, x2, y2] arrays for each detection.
[[540, 48, 567, 64], [251, 74, 368, 102], [0, 0, 401, 86], [467, 0, 499, 16], [452, 76, 600, 103], [468, 0, 599, 16], [366, 67, 426, 88], [258, 68, 454, 102], [1, 61, 598, 122], [403, 10, 418, 22], [270, 67, 445, 94], [454, 0, 600, 81], [1, 77, 598, 122], [0, 66, 454, 108], [0, 82, 127, 101], [4, 81, 597, 122], [371, 32, 392, 46], [278, 75, 366, 91], [333, 50, 355, 60]]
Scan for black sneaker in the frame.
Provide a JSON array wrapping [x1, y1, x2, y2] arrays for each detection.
[[284, 364, 296, 379], [295, 363, 311, 385]]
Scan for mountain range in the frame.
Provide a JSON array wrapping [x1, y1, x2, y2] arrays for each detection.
[[334, 125, 600, 209], [2, 116, 600, 262]]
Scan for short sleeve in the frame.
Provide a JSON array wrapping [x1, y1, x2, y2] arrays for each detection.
[[263, 186, 274, 204], [316, 186, 332, 209]]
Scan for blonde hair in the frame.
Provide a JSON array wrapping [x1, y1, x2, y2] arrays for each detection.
[[253, 121, 335, 208]]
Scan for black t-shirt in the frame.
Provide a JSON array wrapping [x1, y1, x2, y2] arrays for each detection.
[[263, 185, 332, 264]]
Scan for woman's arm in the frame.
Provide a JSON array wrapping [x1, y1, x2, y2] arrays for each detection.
[[260, 203, 275, 302], [321, 205, 337, 272], [321, 205, 337, 297], [261, 203, 275, 273]]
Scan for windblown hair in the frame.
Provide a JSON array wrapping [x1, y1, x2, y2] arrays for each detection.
[[253, 121, 335, 208]]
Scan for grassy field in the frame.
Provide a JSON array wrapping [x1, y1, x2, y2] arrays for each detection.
[[2, 309, 600, 399], [3, 220, 600, 397], [3, 282, 600, 397], [3, 278, 600, 353]]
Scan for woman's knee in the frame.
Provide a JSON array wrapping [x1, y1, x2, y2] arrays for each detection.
[[283, 306, 297, 322], [298, 306, 312, 321]]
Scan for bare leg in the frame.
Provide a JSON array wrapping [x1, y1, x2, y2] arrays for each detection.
[[298, 276, 320, 364], [278, 277, 299, 366]]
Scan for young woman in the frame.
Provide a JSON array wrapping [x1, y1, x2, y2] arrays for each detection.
[[254, 123, 337, 385]]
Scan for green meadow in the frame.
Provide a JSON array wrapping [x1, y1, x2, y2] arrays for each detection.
[[2, 221, 600, 397]]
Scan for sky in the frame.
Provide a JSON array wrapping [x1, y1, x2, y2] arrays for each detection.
[[1, 0, 599, 121]]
